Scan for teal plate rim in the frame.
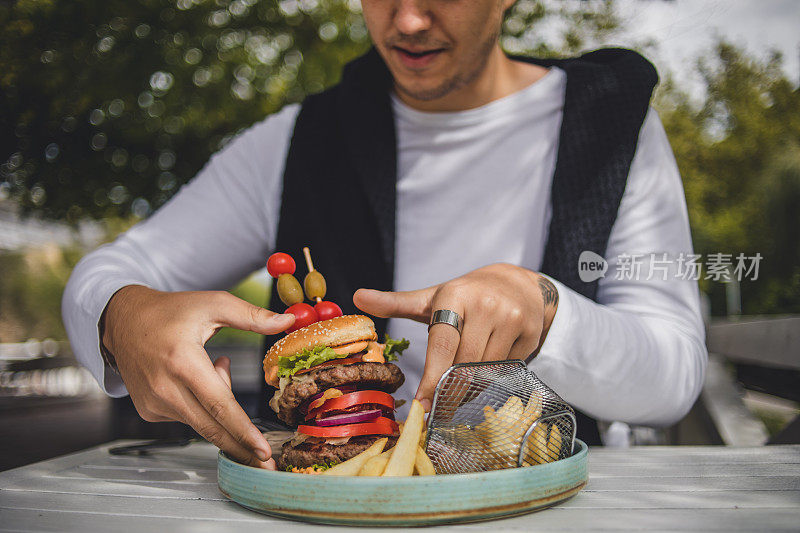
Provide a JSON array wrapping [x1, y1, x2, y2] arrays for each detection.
[[218, 439, 588, 527]]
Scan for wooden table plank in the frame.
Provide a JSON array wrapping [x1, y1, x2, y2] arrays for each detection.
[[588, 446, 800, 464], [3, 506, 800, 532], [3, 487, 797, 512], [1, 441, 798, 532], [585, 475, 800, 491]]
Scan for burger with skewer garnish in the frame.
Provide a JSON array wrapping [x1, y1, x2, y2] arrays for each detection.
[[263, 314, 409, 473]]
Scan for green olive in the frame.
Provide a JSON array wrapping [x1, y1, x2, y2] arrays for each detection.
[[277, 273, 304, 306], [304, 270, 327, 300]]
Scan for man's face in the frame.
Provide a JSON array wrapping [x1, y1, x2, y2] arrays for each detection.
[[361, 0, 512, 102]]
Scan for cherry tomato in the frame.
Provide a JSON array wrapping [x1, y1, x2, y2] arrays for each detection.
[[267, 252, 295, 278], [285, 302, 318, 332], [315, 300, 343, 321], [297, 417, 399, 438]]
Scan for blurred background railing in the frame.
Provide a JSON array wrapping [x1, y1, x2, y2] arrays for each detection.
[[671, 316, 800, 447]]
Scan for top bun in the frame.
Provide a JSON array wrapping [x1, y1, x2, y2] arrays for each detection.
[[263, 315, 377, 382]]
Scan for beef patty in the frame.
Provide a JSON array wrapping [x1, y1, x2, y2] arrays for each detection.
[[278, 434, 398, 470], [274, 362, 405, 426]]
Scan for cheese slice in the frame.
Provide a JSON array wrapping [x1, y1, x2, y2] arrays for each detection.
[[361, 341, 386, 363], [332, 340, 369, 355]]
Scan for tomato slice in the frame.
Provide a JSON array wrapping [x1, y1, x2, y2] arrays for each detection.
[[305, 390, 395, 420], [297, 416, 399, 438], [294, 355, 363, 376]]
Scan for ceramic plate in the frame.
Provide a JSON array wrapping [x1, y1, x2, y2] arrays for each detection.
[[218, 438, 587, 526]]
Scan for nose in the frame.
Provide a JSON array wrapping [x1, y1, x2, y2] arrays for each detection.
[[393, 0, 431, 35]]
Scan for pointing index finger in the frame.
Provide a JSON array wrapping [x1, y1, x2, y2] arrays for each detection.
[[186, 352, 271, 460], [414, 298, 464, 410]]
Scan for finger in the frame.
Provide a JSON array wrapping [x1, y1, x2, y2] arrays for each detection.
[[415, 295, 464, 409], [213, 356, 232, 389], [508, 330, 543, 361], [173, 386, 272, 468], [415, 323, 460, 411], [184, 352, 272, 461], [482, 328, 519, 362], [452, 319, 491, 364], [212, 293, 295, 335], [353, 286, 437, 323]]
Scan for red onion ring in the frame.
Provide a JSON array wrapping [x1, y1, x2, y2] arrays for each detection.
[[315, 409, 382, 427]]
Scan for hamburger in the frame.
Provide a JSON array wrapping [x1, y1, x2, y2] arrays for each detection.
[[263, 314, 409, 473]]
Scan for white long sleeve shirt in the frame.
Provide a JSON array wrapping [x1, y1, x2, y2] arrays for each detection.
[[63, 66, 707, 426]]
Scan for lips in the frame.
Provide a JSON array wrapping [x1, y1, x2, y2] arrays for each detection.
[[392, 46, 445, 69]]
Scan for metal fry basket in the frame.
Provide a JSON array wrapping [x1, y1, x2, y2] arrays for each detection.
[[424, 360, 576, 474]]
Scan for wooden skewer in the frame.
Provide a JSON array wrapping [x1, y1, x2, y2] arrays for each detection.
[[302, 246, 322, 303], [302, 246, 315, 273]]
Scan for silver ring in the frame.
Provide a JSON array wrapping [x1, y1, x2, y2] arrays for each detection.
[[428, 309, 463, 334]]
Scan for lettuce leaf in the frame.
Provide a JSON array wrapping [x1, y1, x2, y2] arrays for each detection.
[[278, 335, 410, 377], [383, 335, 410, 362], [285, 461, 336, 473], [277, 346, 345, 378]]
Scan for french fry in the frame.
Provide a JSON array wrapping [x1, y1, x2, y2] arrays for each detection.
[[480, 421, 519, 469], [414, 446, 436, 476], [359, 455, 389, 476], [523, 423, 562, 465], [496, 395, 523, 422], [476, 395, 545, 469], [323, 437, 387, 476], [520, 392, 542, 429], [383, 399, 424, 477], [525, 392, 542, 417], [473, 393, 564, 469], [474, 406, 495, 439], [547, 425, 563, 460], [523, 423, 549, 465], [479, 406, 520, 468]]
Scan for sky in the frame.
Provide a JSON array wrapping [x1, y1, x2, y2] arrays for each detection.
[[609, 0, 800, 96]]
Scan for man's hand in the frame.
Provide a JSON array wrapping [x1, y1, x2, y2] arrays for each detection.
[[102, 285, 295, 469], [353, 263, 558, 411]]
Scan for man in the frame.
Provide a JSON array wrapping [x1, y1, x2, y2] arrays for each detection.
[[63, 0, 707, 469]]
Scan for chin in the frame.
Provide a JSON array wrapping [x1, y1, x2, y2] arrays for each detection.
[[395, 77, 459, 102]]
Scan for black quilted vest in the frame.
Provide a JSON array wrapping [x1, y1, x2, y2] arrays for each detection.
[[262, 47, 658, 445]]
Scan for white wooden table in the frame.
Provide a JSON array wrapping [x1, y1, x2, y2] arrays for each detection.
[[1, 441, 798, 532]]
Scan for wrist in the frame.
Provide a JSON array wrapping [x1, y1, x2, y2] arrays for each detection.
[[99, 293, 120, 374], [100, 284, 149, 370], [532, 274, 559, 357]]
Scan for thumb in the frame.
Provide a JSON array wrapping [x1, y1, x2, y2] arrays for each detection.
[[353, 286, 436, 324], [213, 356, 232, 389], [213, 293, 295, 335]]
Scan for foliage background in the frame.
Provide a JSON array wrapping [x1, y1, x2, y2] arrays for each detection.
[[1, 0, 799, 344]]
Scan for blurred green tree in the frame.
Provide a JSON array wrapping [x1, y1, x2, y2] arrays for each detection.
[[1, 0, 370, 222], [0, 0, 619, 222], [656, 41, 800, 314]]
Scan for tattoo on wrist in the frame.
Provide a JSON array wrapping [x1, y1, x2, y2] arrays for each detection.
[[538, 277, 558, 309]]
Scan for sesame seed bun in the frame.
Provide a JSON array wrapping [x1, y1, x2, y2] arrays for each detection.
[[263, 315, 378, 386]]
